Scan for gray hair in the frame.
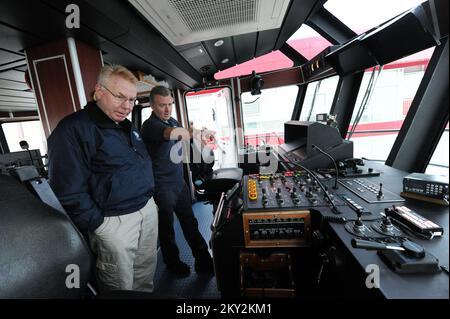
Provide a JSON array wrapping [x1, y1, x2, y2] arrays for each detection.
[[97, 64, 138, 87]]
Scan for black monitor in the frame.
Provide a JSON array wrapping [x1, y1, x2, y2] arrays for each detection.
[[278, 121, 353, 169]]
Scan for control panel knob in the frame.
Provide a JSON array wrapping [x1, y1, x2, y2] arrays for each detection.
[[262, 188, 267, 200], [285, 229, 293, 239], [276, 188, 283, 205], [269, 229, 276, 239], [291, 187, 298, 198], [260, 230, 268, 240]]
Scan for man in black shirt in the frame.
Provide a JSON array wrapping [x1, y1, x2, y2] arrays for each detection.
[[141, 86, 213, 276]]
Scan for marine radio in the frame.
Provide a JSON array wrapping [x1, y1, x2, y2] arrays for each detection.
[[402, 173, 449, 200]]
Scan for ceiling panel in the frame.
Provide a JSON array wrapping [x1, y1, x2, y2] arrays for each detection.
[[0, 0, 111, 58], [0, 48, 24, 66], [0, 103, 36, 113], [0, 89, 34, 99], [0, 0, 314, 90], [0, 24, 41, 53], [178, 43, 217, 76], [13, 65, 28, 72], [0, 59, 27, 73], [127, 0, 290, 46], [203, 37, 236, 71], [116, 16, 202, 87], [0, 69, 25, 82], [233, 33, 257, 64], [100, 42, 191, 90], [0, 0, 67, 42], [41, 0, 132, 41], [0, 79, 29, 91], [255, 29, 279, 57], [0, 96, 35, 104]]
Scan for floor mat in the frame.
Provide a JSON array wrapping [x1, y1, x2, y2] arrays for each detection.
[[153, 202, 221, 299]]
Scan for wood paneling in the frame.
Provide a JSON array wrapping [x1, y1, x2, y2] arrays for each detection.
[[26, 39, 81, 137], [34, 56, 77, 134], [75, 40, 102, 102], [240, 67, 304, 92], [25, 39, 102, 136]]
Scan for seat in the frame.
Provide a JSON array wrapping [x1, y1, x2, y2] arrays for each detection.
[[0, 174, 92, 298], [0, 171, 158, 299], [202, 167, 243, 194]]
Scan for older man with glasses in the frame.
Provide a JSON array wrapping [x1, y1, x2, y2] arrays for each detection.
[[47, 65, 158, 293]]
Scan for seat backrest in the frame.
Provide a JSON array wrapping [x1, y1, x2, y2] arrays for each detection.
[[202, 167, 243, 194], [0, 174, 92, 298], [189, 139, 243, 198]]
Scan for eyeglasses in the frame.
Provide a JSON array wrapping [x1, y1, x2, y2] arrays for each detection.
[[101, 85, 137, 106]]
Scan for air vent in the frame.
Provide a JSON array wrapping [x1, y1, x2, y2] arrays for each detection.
[[129, 0, 290, 46], [170, 0, 257, 32]]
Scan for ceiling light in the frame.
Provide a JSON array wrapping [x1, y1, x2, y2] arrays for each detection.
[[221, 58, 230, 64], [214, 40, 224, 47], [180, 45, 206, 59]]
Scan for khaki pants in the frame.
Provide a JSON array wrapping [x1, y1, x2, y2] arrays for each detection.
[[89, 198, 158, 292]]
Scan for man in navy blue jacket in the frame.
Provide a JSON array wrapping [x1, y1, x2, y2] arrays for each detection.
[[48, 65, 158, 292], [141, 86, 213, 276]]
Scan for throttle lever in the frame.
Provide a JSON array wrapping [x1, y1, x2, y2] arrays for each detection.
[[351, 238, 425, 258]]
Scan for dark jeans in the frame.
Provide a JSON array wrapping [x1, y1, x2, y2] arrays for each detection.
[[154, 183, 209, 266]]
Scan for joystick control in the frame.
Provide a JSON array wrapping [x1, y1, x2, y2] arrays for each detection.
[[345, 208, 375, 237], [377, 183, 384, 199], [371, 213, 403, 237]]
